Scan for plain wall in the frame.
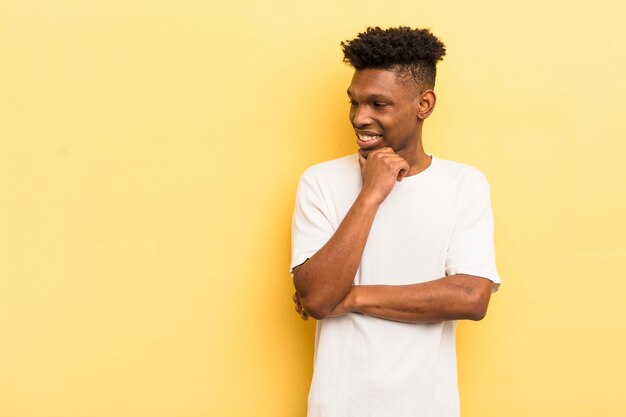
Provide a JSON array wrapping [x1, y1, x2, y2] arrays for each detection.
[[1, 1, 625, 416]]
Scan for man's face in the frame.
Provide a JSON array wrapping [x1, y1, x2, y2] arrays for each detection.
[[347, 68, 421, 158]]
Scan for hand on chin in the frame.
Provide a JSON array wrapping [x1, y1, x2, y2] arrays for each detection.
[[359, 145, 393, 159]]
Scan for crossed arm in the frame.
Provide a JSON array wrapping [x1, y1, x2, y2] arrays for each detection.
[[292, 148, 494, 323], [293, 266, 493, 323]]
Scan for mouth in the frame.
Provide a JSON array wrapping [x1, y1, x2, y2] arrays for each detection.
[[356, 133, 383, 149]]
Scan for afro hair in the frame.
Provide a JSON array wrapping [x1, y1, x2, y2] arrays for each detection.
[[341, 26, 446, 89]]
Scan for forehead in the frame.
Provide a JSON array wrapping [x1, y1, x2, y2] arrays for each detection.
[[347, 68, 410, 98]]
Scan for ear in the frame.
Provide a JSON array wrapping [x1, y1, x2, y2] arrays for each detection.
[[416, 90, 436, 120]]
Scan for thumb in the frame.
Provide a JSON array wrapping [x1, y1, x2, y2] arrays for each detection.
[[397, 167, 409, 182], [358, 154, 366, 168]]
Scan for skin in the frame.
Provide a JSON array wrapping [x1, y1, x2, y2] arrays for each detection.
[[292, 67, 493, 322]]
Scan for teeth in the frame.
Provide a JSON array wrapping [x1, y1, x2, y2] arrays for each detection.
[[359, 134, 382, 142]]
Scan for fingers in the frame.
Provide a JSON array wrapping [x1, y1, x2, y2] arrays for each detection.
[[368, 147, 406, 164], [397, 160, 410, 181], [359, 147, 410, 204], [369, 149, 409, 177], [292, 291, 309, 320], [366, 147, 394, 157]]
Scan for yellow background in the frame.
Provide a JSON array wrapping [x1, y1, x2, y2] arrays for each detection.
[[1, 1, 625, 416]]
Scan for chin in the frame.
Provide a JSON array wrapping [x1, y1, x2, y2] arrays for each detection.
[[358, 145, 394, 158]]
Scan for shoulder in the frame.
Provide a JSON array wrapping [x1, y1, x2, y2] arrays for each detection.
[[299, 154, 360, 184], [433, 156, 491, 191]]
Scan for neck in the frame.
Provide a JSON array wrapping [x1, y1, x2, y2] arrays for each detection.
[[397, 136, 431, 177]]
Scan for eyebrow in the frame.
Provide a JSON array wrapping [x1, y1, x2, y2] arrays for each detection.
[[346, 89, 392, 101]]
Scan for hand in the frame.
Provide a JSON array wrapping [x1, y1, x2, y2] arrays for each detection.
[[358, 147, 409, 205], [292, 291, 309, 321]]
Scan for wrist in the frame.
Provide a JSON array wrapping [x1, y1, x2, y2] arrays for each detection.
[[356, 191, 383, 208], [344, 286, 361, 313]]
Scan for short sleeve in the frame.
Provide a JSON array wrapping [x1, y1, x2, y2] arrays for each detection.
[[445, 175, 502, 292], [290, 171, 335, 273]]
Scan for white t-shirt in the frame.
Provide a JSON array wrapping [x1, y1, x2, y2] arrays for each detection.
[[291, 154, 501, 417]]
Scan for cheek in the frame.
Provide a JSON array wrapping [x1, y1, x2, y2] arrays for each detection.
[[387, 116, 416, 140], [398, 112, 418, 129]]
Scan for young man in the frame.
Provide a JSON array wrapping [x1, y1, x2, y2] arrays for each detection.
[[290, 27, 501, 417]]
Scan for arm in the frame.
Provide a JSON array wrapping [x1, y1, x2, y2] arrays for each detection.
[[293, 148, 409, 320], [292, 155, 500, 323], [328, 274, 494, 323]]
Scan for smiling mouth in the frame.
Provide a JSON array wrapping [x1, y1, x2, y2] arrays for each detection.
[[358, 134, 382, 142], [356, 133, 383, 149]]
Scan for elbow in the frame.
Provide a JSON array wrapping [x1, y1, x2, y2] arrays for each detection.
[[468, 304, 488, 321], [455, 275, 493, 321], [299, 295, 332, 320], [466, 293, 490, 321], [293, 263, 333, 320]]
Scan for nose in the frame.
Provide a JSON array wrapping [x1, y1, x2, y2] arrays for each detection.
[[350, 104, 372, 128]]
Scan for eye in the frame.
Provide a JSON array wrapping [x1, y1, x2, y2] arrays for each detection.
[[348, 99, 357, 106], [373, 101, 387, 108]]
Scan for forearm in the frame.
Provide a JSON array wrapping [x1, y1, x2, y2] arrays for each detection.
[[335, 274, 493, 323], [293, 193, 379, 320]]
